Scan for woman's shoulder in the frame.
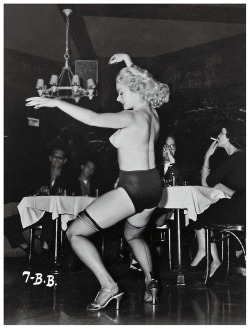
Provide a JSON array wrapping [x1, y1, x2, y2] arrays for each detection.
[[226, 150, 245, 169], [133, 107, 152, 122], [236, 150, 245, 156], [231, 150, 246, 161]]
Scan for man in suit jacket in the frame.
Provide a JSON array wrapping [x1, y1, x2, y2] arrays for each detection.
[[160, 134, 182, 186], [77, 159, 97, 196], [4, 145, 80, 265]]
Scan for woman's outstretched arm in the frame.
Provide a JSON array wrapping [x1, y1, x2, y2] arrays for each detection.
[[26, 53, 136, 129], [25, 97, 134, 129]]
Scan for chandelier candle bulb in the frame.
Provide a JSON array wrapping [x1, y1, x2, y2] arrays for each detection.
[[72, 75, 80, 85], [87, 79, 96, 89], [36, 79, 45, 89], [49, 75, 58, 85]]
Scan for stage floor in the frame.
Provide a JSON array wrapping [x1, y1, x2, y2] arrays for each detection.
[[4, 257, 246, 325]]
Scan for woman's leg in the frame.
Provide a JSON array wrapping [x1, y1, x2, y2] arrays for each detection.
[[66, 188, 135, 306], [4, 215, 28, 250], [191, 228, 221, 276], [123, 208, 155, 284], [191, 229, 206, 266], [191, 199, 235, 272]]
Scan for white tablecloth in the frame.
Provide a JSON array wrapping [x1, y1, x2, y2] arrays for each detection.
[[158, 186, 229, 225], [18, 196, 96, 230], [18, 186, 228, 230]]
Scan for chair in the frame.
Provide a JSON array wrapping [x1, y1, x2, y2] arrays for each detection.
[[28, 217, 65, 269], [204, 223, 246, 284], [150, 221, 173, 271], [28, 224, 43, 265]]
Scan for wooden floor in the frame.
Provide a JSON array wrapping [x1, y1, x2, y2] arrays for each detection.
[[4, 257, 246, 325]]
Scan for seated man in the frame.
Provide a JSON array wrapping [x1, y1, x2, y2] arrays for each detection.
[[161, 133, 182, 185], [4, 144, 80, 265], [76, 159, 97, 197], [155, 133, 183, 227]]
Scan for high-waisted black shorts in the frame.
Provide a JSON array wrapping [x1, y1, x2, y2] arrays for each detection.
[[118, 168, 162, 213]]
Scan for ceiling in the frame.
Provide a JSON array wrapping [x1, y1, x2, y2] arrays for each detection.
[[4, 4, 245, 63]]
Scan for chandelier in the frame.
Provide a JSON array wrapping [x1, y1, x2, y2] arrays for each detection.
[[36, 9, 96, 103]]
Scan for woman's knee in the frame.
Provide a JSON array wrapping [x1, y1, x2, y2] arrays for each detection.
[[66, 227, 73, 242], [66, 229, 80, 247], [66, 223, 79, 242], [123, 231, 133, 244], [123, 221, 146, 242], [66, 216, 98, 242]]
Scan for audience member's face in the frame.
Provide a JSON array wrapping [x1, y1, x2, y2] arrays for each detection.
[[164, 137, 176, 156], [49, 149, 67, 169], [217, 128, 229, 147], [82, 161, 95, 178]]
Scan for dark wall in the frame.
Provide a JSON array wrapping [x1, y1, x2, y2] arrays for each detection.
[[151, 34, 245, 182], [4, 32, 246, 200], [4, 49, 119, 200]]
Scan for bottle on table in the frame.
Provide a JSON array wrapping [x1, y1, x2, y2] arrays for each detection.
[[171, 173, 176, 186]]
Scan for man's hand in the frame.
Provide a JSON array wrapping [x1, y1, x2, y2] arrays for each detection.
[[162, 146, 175, 164], [36, 186, 50, 196]]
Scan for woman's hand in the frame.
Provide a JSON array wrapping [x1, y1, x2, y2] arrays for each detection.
[[204, 140, 218, 159], [26, 97, 57, 109], [214, 183, 222, 191], [214, 183, 235, 197], [109, 53, 133, 67]]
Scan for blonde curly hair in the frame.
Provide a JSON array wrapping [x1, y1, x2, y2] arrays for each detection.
[[116, 65, 170, 108]]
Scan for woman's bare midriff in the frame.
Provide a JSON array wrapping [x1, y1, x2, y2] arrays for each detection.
[[117, 148, 156, 171]]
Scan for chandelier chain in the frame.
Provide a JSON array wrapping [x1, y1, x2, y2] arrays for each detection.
[[64, 15, 70, 67]]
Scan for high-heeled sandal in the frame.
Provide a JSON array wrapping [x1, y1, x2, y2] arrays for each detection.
[[188, 256, 207, 272], [144, 279, 159, 305], [206, 264, 227, 283], [86, 283, 125, 311]]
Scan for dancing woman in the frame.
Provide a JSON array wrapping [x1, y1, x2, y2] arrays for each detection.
[[26, 53, 170, 310]]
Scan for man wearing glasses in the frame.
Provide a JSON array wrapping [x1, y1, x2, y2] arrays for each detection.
[[161, 134, 182, 186], [4, 145, 80, 267]]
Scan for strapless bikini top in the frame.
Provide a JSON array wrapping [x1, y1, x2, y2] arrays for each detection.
[[109, 129, 154, 152]]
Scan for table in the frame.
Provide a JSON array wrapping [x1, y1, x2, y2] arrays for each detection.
[[158, 186, 229, 285], [18, 196, 96, 271], [18, 187, 228, 277], [18, 196, 96, 230]]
